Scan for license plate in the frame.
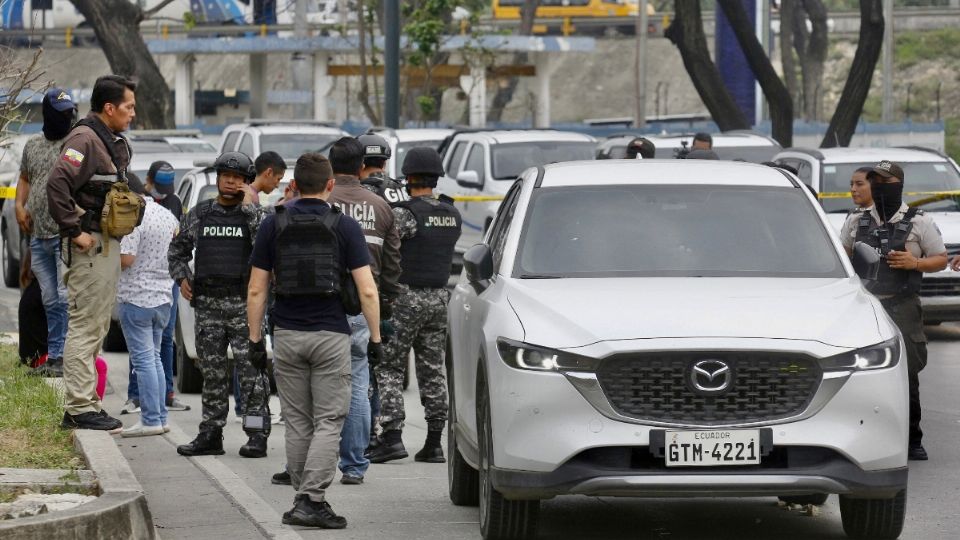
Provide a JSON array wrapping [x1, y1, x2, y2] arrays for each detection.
[[665, 429, 761, 467]]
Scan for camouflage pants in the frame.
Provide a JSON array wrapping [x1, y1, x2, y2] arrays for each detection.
[[195, 295, 270, 434], [376, 287, 450, 432]]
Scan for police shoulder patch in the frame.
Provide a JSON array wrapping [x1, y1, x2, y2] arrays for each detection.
[[62, 148, 85, 167]]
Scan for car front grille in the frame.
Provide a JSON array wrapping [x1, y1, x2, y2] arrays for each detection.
[[595, 353, 822, 425], [920, 277, 960, 297]]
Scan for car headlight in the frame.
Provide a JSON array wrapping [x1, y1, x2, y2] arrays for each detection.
[[496, 338, 599, 372], [818, 337, 901, 371]]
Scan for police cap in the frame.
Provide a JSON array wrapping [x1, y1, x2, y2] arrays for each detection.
[[214, 151, 256, 182], [358, 133, 392, 160], [401, 147, 444, 179]]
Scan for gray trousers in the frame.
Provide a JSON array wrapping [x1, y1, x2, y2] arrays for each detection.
[[273, 328, 351, 502]]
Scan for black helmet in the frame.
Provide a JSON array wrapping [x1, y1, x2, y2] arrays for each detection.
[[358, 133, 392, 160], [214, 151, 256, 182], [401, 147, 444, 179]]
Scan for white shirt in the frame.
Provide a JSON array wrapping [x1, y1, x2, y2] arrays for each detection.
[[117, 198, 179, 308]]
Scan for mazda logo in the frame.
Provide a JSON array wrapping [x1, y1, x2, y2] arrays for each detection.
[[690, 360, 732, 393]]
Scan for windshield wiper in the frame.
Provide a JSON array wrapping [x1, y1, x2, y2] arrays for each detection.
[[519, 273, 562, 279]]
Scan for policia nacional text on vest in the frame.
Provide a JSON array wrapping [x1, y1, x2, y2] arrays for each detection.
[[855, 207, 922, 296], [193, 199, 252, 298], [395, 195, 462, 289]]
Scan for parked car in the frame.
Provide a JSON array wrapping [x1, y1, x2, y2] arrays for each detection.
[[218, 120, 350, 162], [127, 129, 218, 154], [596, 131, 782, 162], [364, 127, 454, 179], [446, 159, 908, 540], [774, 146, 960, 323], [169, 164, 293, 393], [436, 129, 597, 254], [1, 136, 29, 288], [128, 152, 219, 187]]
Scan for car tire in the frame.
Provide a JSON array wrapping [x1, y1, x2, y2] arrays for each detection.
[[2, 223, 19, 289], [477, 369, 539, 540], [839, 489, 906, 540], [103, 320, 128, 352], [448, 339, 479, 507], [779, 494, 829, 506], [175, 324, 203, 394]]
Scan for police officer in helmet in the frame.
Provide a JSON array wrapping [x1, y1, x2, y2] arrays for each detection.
[[839, 160, 948, 461], [168, 151, 272, 458], [358, 133, 408, 204], [368, 147, 462, 464]]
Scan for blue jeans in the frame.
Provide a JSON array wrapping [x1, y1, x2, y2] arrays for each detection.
[[129, 285, 178, 401], [29, 237, 68, 359], [119, 302, 170, 427], [339, 315, 370, 477]]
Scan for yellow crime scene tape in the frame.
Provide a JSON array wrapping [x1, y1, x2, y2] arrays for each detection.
[[450, 195, 506, 202], [819, 190, 960, 200], [0, 186, 15, 199]]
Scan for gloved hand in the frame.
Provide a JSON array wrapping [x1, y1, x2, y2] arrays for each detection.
[[249, 339, 267, 372], [367, 340, 383, 367], [380, 296, 394, 320], [380, 320, 396, 344]]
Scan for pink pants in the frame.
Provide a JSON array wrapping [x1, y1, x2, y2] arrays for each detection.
[[95, 356, 107, 401]]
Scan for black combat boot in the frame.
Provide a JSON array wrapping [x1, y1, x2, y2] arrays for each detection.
[[177, 428, 225, 456], [414, 429, 446, 463], [367, 429, 408, 463], [239, 432, 268, 458], [282, 494, 347, 529]]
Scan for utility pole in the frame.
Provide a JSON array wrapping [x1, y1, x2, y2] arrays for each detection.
[[385, 0, 400, 128], [634, 0, 648, 128], [882, 0, 893, 122], [292, 0, 312, 119]]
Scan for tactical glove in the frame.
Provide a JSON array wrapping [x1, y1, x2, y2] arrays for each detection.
[[367, 340, 384, 367], [249, 339, 267, 372]]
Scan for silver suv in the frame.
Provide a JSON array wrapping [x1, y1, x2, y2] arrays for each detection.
[[447, 160, 908, 540], [774, 146, 960, 323]]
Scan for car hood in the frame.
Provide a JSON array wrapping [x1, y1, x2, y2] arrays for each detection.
[[506, 277, 883, 349]]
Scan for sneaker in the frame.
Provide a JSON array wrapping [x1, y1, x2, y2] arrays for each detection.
[[163, 424, 170, 433], [908, 444, 928, 461], [62, 411, 123, 431], [340, 474, 363, 485], [32, 357, 63, 377], [121, 422, 165, 438], [281, 495, 347, 529], [271, 470, 292, 485], [166, 396, 191, 411], [120, 399, 141, 415]]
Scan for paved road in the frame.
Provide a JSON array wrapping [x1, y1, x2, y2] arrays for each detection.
[[2, 282, 958, 539]]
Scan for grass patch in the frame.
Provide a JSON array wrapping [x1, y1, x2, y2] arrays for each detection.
[[0, 345, 82, 469], [896, 28, 960, 69]]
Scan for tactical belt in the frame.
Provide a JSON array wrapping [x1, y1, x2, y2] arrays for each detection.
[[196, 281, 244, 298]]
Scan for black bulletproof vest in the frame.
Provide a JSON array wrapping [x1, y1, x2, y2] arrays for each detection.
[[361, 173, 409, 205], [854, 207, 922, 296], [396, 196, 462, 288], [274, 205, 343, 297], [194, 200, 252, 293]]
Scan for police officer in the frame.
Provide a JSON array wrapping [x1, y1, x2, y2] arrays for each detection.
[[625, 137, 656, 159], [168, 151, 272, 458], [46, 75, 136, 431], [368, 147, 462, 464], [840, 160, 947, 461], [358, 133, 408, 204]]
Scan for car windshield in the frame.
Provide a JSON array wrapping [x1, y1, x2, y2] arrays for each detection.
[[260, 134, 341, 160], [651, 144, 778, 163], [129, 140, 175, 153], [396, 140, 444, 178], [515, 185, 844, 278], [820, 161, 960, 213], [491, 141, 595, 179], [170, 141, 217, 153]]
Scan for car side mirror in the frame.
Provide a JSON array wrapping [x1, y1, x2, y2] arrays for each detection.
[[463, 243, 494, 285], [852, 241, 880, 282], [456, 170, 482, 189]]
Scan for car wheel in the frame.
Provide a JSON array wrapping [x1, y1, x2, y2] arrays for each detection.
[[2, 223, 19, 288], [175, 323, 203, 394], [448, 339, 479, 506], [477, 369, 539, 539], [103, 320, 128, 352], [779, 494, 829, 506], [839, 489, 906, 540]]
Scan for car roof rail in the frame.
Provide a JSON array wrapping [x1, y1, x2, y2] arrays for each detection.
[[245, 119, 341, 128], [127, 129, 202, 138], [895, 145, 949, 159], [780, 147, 825, 160]]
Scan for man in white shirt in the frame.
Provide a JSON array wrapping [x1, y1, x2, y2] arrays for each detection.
[[117, 183, 180, 437]]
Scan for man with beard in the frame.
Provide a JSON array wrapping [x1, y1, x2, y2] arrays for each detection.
[[168, 151, 272, 458], [840, 160, 947, 461]]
